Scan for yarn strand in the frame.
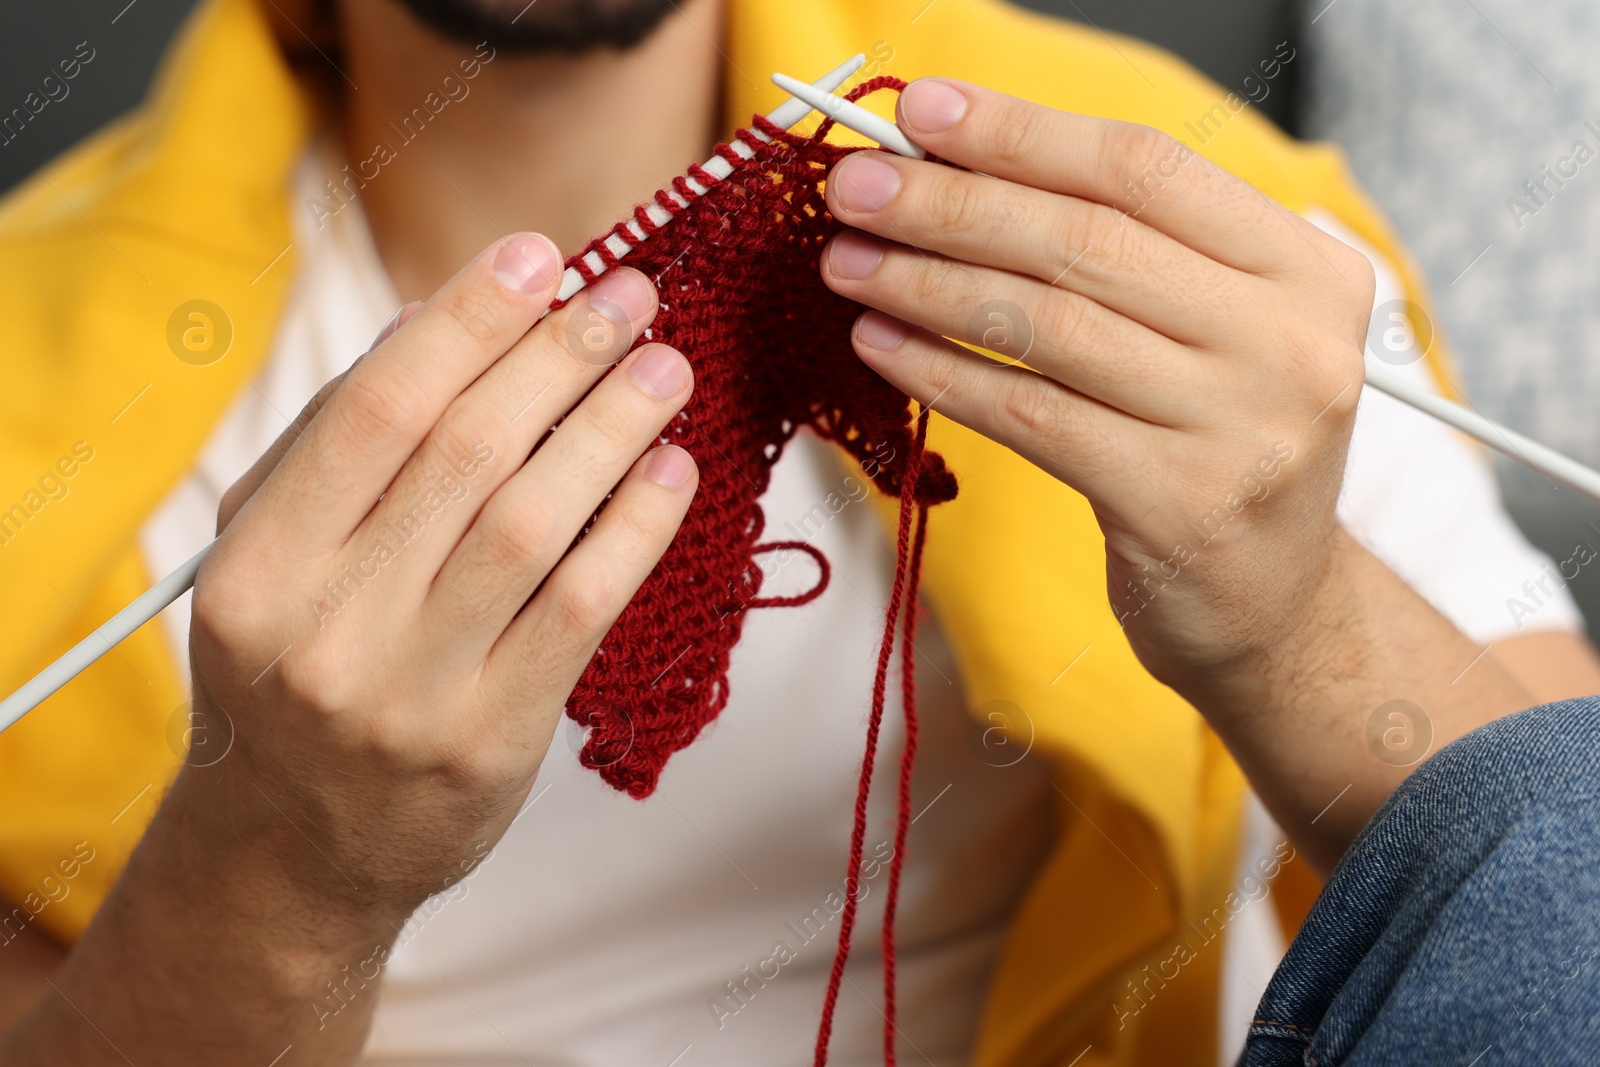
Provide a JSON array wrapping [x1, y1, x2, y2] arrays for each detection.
[[882, 415, 933, 1064], [813, 410, 931, 1067]]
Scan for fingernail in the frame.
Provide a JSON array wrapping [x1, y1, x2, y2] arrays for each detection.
[[833, 154, 902, 213], [493, 233, 562, 294], [627, 344, 691, 400], [856, 312, 909, 352], [644, 446, 694, 489], [900, 79, 968, 135], [828, 232, 884, 280], [587, 267, 657, 324], [367, 305, 405, 353]]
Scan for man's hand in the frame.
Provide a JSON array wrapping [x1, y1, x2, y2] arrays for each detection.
[[189, 233, 695, 932], [819, 79, 1534, 869], [3, 235, 698, 1064], [821, 78, 1374, 683]]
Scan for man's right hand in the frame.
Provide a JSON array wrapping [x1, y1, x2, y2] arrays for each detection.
[[193, 231, 697, 931], [0, 234, 697, 1065]]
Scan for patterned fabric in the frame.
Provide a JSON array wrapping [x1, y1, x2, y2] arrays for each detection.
[[1304, 0, 1600, 466]]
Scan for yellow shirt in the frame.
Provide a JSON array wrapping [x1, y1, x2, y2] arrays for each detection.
[[0, 0, 1448, 1063]]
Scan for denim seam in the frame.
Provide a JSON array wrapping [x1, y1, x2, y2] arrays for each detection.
[[1251, 1018, 1315, 1036], [1249, 1016, 1321, 1063]]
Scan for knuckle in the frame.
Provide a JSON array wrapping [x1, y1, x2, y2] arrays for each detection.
[[927, 174, 984, 236], [1032, 291, 1094, 354], [299, 375, 341, 427], [334, 365, 430, 448], [1287, 329, 1363, 416], [923, 345, 989, 415], [547, 574, 621, 641], [909, 258, 961, 308], [190, 543, 285, 656], [567, 402, 642, 468], [1301, 228, 1378, 310], [989, 102, 1041, 168], [275, 644, 357, 717], [1323, 366, 1364, 421], [1099, 123, 1182, 201], [218, 479, 253, 528], [1080, 207, 1141, 275], [1343, 249, 1378, 312], [438, 283, 507, 350], [998, 376, 1062, 438], [1111, 123, 1180, 176], [190, 571, 259, 653], [438, 745, 513, 796], [607, 493, 667, 550], [920, 347, 960, 404], [429, 417, 496, 482], [1324, 331, 1369, 397], [427, 717, 531, 794], [474, 497, 557, 576]]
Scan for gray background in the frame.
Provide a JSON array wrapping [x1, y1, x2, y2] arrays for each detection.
[[0, 0, 203, 193], [1302, 0, 1600, 638]]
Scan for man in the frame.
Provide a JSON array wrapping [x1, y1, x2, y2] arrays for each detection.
[[0, 1, 1594, 1065]]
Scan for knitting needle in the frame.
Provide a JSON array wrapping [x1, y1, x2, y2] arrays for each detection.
[[773, 71, 1600, 505], [769, 72, 926, 160], [0, 55, 871, 733], [552, 53, 868, 306], [1362, 363, 1600, 501]]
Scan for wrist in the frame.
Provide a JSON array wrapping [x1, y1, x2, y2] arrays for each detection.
[[146, 760, 405, 995], [1162, 526, 1361, 715], [31, 759, 401, 1062]]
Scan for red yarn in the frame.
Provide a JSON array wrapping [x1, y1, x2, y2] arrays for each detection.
[[557, 79, 955, 1064], [883, 443, 931, 1064], [811, 410, 933, 1067], [746, 540, 831, 609]]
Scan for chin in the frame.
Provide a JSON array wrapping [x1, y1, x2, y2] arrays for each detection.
[[387, 0, 682, 54]]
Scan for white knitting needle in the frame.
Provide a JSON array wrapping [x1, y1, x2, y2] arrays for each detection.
[[0, 56, 870, 733], [1363, 362, 1600, 501], [776, 71, 1600, 505], [551, 54, 867, 305], [769, 72, 926, 160]]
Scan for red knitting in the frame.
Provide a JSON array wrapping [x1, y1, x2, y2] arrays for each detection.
[[558, 78, 956, 1065]]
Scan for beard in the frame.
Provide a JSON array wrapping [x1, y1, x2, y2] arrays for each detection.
[[388, 0, 681, 54]]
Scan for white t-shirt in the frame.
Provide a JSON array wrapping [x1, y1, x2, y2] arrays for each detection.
[[139, 146, 1581, 1067]]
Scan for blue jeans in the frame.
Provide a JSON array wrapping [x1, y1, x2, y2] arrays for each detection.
[[1241, 698, 1600, 1066]]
